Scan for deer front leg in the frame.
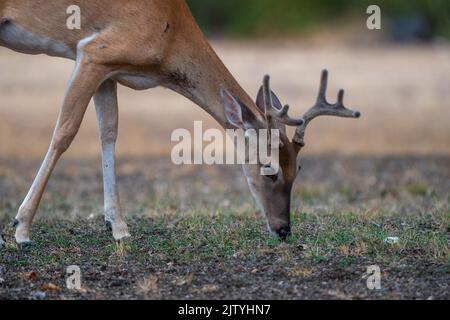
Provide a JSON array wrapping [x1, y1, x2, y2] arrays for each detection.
[[14, 55, 113, 246], [94, 80, 130, 241]]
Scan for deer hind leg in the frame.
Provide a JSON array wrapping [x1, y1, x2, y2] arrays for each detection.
[[14, 41, 114, 245], [94, 80, 130, 241]]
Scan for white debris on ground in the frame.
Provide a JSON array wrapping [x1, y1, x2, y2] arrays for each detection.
[[31, 291, 47, 300], [384, 237, 400, 244]]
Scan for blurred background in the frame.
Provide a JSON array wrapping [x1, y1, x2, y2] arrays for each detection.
[[0, 0, 449, 158], [1, 1, 449, 300], [189, 0, 450, 40]]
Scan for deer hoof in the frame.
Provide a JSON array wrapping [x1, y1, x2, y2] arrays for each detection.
[[111, 222, 130, 242], [12, 219, 20, 228], [15, 222, 32, 249], [116, 236, 131, 245], [276, 227, 292, 241], [17, 241, 33, 251], [114, 233, 131, 244]]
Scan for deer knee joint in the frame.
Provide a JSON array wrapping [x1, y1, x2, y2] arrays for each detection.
[[101, 130, 117, 146], [53, 130, 77, 153]]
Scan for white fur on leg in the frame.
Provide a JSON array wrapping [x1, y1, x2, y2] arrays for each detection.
[[103, 144, 130, 241], [94, 81, 130, 241]]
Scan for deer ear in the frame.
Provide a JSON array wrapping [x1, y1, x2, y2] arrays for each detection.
[[255, 86, 283, 113], [221, 87, 257, 129]]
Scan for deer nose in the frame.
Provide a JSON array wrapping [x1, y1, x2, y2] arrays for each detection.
[[277, 227, 291, 240]]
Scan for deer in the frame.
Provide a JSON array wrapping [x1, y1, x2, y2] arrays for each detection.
[[0, 0, 360, 248]]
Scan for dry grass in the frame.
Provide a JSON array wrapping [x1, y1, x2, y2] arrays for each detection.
[[136, 275, 161, 299], [1, 41, 449, 159], [0, 155, 448, 299]]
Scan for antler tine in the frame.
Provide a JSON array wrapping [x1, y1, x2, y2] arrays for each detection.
[[263, 75, 304, 126], [337, 89, 345, 106], [305, 69, 360, 122], [277, 104, 290, 117], [293, 69, 361, 147], [317, 69, 329, 103], [262, 75, 274, 121]]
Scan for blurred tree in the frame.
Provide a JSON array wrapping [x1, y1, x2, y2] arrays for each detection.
[[186, 0, 450, 39]]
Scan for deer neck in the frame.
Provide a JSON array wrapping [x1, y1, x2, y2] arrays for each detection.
[[162, 37, 263, 130]]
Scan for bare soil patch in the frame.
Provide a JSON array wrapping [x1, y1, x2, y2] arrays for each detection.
[[0, 156, 448, 300]]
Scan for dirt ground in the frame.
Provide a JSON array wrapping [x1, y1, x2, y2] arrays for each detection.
[[0, 41, 449, 300], [0, 156, 448, 300]]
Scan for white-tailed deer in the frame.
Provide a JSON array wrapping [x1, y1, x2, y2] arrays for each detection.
[[0, 0, 360, 246]]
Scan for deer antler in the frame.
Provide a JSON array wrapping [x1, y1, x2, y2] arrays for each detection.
[[262, 75, 304, 127], [292, 70, 360, 147]]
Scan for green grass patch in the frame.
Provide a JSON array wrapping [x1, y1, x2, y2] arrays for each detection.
[[2, 208, 448, 270]]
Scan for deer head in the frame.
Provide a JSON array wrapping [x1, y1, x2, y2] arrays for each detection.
[[221, 70, 361, 239]]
